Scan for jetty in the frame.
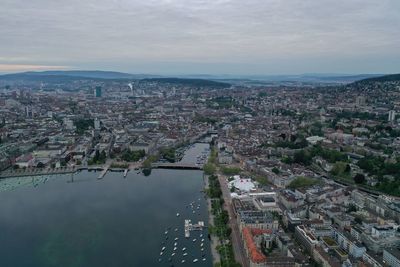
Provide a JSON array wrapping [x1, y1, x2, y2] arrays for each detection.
[[184, 219, 205, 238], [97, 164, 110, 179]]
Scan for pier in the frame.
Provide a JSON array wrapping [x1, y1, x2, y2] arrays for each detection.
[[184, 219, 205, 238], [97, 164, 110, 179]]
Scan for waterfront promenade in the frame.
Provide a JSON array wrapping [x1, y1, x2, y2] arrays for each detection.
[[204, 174, 221, 265], [0, 162, 142, 179]]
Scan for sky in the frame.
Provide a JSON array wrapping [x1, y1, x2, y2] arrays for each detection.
[[0, 0, 399, 75]]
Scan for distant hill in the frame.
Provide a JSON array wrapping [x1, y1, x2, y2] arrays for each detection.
[[0, 70, 162, 81], [0, 71, 231, 88], [141, 78, 231, 88], [353, 73, 400, 84], [0, 70, 388, 86]]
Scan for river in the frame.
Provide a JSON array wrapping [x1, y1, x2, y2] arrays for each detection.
[[0, 144, 212, 267]]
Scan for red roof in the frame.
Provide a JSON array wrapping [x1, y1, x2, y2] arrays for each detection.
[[242, 227, 271, 263]]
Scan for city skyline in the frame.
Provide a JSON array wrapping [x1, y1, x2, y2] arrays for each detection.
[[1, 0, 399, 75]]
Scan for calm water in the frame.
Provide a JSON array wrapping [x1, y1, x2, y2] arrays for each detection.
[[0, 145, 212, 267]]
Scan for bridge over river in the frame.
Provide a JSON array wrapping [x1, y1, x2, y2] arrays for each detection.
[[151, 162, 203, 170]]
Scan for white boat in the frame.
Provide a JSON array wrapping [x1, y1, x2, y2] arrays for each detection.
[[182, 247, 186, 251], [160, 252, 163, 256], [174, 242, 177, 246], [200, 234, 203, 238], [201, 239, 204, 242], [176, 213, 180, 217], [164, 230, 168, 235], [192, 238, 196, 242], [201, 248, 204, 251], [174, 228, 178, 232], [193, 259, 198, 263], [200, 243, 204, 247], [174, 237, 179, 241], [171, 253, 175, 256], [202, 258, 206, 261], [181, 260, 185, 263], [162, 246, 166, 251], [173, 247, 177, 251], [183, 253, 188, 256]]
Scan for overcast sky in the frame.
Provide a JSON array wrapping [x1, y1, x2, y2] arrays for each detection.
[[0, 0, 399, 75]]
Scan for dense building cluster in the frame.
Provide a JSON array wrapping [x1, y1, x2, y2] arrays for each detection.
[[1, 75, 400, 266]]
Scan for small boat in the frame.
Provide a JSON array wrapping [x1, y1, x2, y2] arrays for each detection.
[[183, 253, 188, 256], [182, 247, 186, 251], [160, 252, 163, 256], [174, 237, 179, 241], [174, 228, 178, 232], [193, 259, 198, 263], [200, 243, 204, 247], [158, 258, 162, 262], [174, 242, 177, 246], [173, 247, 177, 251], [171, 253, 175, 256], [181, 260, 185, 263], [201, 248, 204, 251], [162, 246, 166, 251], [201, 239, 204, 242], [165, 230, 168, 235], [176, 213, 180, 217], [192, 239, 196, 242], [202, 258, 206, 261], [200, 234, 203, 238]]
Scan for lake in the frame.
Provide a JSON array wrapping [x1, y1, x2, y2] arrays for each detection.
[[0, 144, 212, 267]]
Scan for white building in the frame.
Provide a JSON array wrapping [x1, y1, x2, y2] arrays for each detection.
[[388, 110, 396, 122]]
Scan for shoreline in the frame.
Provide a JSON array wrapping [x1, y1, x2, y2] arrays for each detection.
[[0, 166, 141, 179], [204, 174, 221, 265]]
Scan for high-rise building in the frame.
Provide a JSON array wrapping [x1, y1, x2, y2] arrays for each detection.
[[355, 96, 366, 107], [94, 118, 101, 130], [388, 110, 396, 122], [95, 86, 102, 97]]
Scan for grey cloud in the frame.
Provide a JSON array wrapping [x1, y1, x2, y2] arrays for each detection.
[[0, 0, 399, 74]]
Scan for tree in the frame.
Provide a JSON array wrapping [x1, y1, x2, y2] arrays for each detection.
[[354, 217, 363, 224], [142, 168, 152, 176], [293, 150, 312, 166], [37, 162, 45, 168], [204, 163, 216, 175], [272, 167, 280, 174], [345, 164, 351, 173], [354, 173, 366, 184]]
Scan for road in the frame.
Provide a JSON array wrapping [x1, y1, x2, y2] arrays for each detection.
[[218, 174, 249, 267]]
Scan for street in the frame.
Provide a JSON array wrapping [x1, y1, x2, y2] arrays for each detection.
[[218, 174, 249, 267]]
